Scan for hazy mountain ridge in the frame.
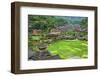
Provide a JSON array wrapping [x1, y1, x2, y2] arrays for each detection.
[[56, 16, 87, 25]]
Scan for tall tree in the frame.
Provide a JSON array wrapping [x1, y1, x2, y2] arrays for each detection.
[[80, 18, 88, 29], [28, 15, 68, 33]]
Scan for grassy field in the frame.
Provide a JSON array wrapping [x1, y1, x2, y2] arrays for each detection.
[[47, 40, 88, 59]]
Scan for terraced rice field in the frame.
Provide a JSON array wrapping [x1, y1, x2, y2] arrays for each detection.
[[48, 40, 88, 59]]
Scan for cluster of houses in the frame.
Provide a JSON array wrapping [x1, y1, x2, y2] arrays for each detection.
[[31, 24, 87, 40]]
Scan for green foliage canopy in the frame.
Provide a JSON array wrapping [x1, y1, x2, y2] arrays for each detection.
[[28, 15, 69, 33]]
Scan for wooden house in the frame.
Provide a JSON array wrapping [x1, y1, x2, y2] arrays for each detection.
[[32, 29, 42, 35]]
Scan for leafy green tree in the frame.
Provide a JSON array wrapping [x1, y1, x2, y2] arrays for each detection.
[[28, 15, 69, 33], [80, 18, 88, 29]]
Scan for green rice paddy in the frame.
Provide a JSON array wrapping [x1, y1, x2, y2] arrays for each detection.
[[48, 40, 88, 59]]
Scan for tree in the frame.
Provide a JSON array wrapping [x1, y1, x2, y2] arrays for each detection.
[[80, 18, 88, 29], [28, 15, 69, 33]]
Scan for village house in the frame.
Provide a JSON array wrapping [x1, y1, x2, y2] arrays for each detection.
[[32, 29, 42, 35]]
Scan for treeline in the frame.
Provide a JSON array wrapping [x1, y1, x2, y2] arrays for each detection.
[[28, 15, 88, 33]]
